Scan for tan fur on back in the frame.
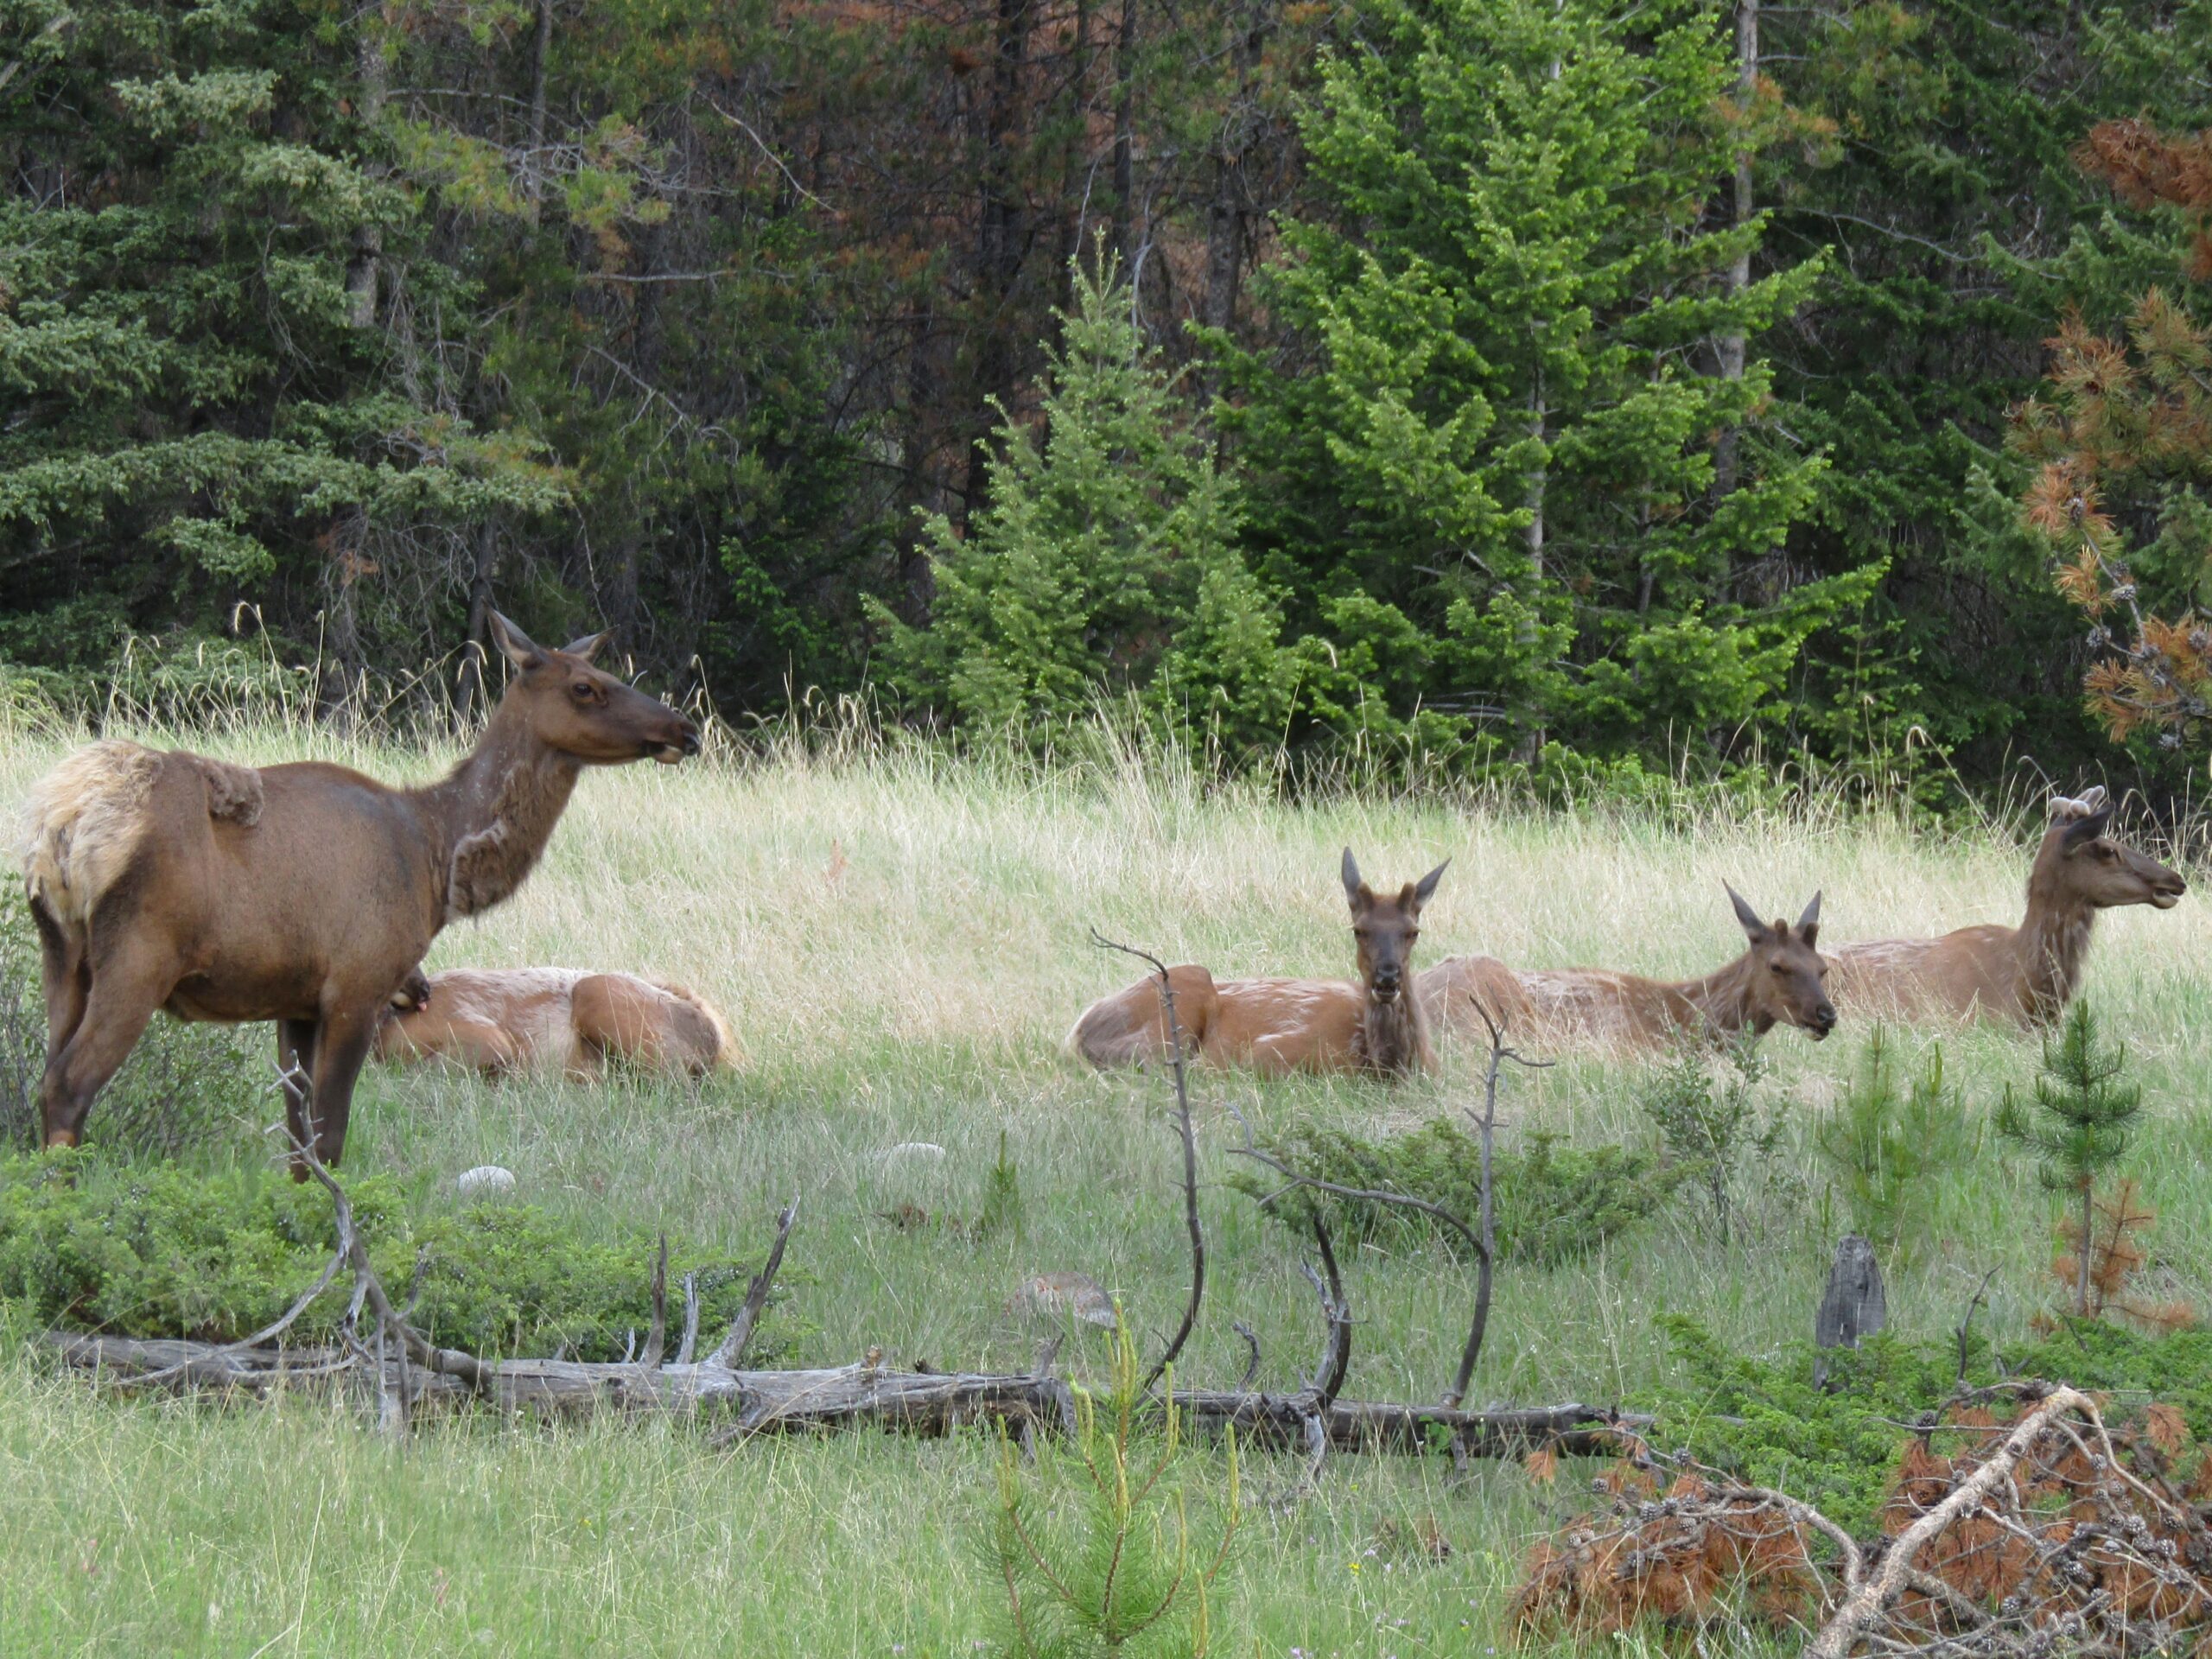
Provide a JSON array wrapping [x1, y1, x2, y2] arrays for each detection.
[[378, 967, 734, 1077], [645, 978, 737, 1069], [19, 740, 167, 925]]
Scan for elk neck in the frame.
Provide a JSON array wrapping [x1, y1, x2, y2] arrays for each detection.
[[2013, 847, 2096, 1022], [1668, 955, 1769, 1040], [414, 698, 583, 921], [1356, 983, 1434, 1076]]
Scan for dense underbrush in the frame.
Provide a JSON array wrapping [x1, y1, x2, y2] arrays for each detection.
[[0, 1153, 797, 1366]]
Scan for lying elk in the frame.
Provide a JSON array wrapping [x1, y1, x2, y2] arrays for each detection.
[[1827, 786, 2185, 1027], [1421, 886, 1836, 1050], [1065, 849, 1451, 1077], [18, 613, 700, 1166], [377, 967, 734, 1080]]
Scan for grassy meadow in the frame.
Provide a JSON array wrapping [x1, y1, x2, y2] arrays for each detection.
[[0, 708, 2208, 1656]]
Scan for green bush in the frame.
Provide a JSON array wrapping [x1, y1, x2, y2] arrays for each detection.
[[1812, 1030, 1978, 1260], [1639, 1041, 1783, 1247], [1227, 1117, 1685, 1267], [0, 888, 264, 1160], [1652, 1315, 2212, 1537], [0, 1153, 797, 1365]]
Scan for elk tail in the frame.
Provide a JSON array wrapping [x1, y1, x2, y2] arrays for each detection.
[[18, 740, 168, 930]]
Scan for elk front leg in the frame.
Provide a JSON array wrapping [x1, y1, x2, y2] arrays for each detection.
[[302, 1005, 378, 1171], [276, 1019, 318, 1164]]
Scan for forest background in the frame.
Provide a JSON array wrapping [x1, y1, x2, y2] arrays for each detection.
[[4, 0, 2210, 808]]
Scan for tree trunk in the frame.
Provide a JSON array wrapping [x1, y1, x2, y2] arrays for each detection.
[[346, 22, 389, 328], [1713, 0, 1756, 499], [1059, 0, 1091, 310], [2080, 1180, 2094, 1316], [1109, 0, 1137, 263], [967, 0, 1033, 512], [524, 0, 553, 219], [457, 523, 500, 724], [1813, 1234, 1887, 1389]]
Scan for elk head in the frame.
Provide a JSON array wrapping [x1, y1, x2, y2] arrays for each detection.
[[2043, 787, 2186, 912], [1726, 883, 1837, 1040], [490, 613, 701, 766], [1343, 849, 1450, 1006]]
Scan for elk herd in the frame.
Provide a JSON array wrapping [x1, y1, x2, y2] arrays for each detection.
[[9, 611, 2195, 1166]]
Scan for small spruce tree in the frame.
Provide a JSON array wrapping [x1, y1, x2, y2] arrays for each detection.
[[1995, 1001, 2146, 1316], [873, 252, 1291, 757], [984, 1318, 1239, 1657]]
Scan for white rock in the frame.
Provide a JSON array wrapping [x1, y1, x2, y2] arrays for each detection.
[[455, 1165, 517, 1198], [881, 1141, 947, 1165]]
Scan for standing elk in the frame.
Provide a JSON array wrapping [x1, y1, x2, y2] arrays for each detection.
[[17, 613, 700, 1167], [377, 967, 734, 1079], [1065, 849, 1452, 1077], [1421, 885, 1836, 1051], [1826, 786, 2185, 1027]]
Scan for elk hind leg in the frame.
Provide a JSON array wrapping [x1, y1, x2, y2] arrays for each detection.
[[37, 935, 175, 1148], [1065, 966, 1217, 1068], [27, 893, 90, 1058]]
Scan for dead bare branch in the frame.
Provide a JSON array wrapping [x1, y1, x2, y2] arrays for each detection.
[[713, 1197, 798, 1369], [1088, 931, 1205, 1395]]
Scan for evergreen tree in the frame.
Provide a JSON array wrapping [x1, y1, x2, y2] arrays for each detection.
[[0, 0, 562, 691], [1218, 0, 1856, 766], [1758, 1, 2210, 791], [1995, 1001, 2145, 1318], [874, 256, 1293, 754]]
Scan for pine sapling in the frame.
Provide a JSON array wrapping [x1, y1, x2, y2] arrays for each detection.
[[984, 1316, 1240, 1657], [1994, 1002, 2145, 1317]]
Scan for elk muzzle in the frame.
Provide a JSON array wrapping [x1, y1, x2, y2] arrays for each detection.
[[1806, 1001, 1838, 1040], [649, 721, 702, 765]]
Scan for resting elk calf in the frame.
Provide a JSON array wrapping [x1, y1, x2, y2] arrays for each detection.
[[377, 967, 734, 1079], [1065, 850, 1450, 1077], [17, 613, 700, 1168], [1826, 786, 2185, 1027], [1421, 886, 1836, 1051]]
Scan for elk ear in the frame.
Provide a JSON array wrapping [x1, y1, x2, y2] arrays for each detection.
[[2063, 806, 2113, 850], [1342, 848, 1368, 910], [560, 630, 611, 664], [1725, 881, 1773, 945], [487, 612, 543, 671], [1796, 890, 1822, 949], [1410, 857, 1450, 912]]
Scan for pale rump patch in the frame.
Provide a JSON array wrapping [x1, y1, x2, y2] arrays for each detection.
[[20, 740, 166, 925], [22, 742, 270, 926]]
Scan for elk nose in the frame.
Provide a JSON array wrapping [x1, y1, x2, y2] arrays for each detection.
[[1812, 1004, 1837, 1036], [677, 723, 702, 757]]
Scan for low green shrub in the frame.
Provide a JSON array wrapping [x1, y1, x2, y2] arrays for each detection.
[[1226, 1117, 1686, 1266], [0, 1153, 798, 1364], [1653, 1314, 2212, 1536], [1812, 1029, 1977, 1261], [1639, 1040, 1784, 1247]]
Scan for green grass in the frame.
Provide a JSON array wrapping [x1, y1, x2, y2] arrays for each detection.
[[0, 710, 2206, 1655]]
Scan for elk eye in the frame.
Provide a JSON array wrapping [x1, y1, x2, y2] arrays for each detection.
[[570, 682, 596, 701]]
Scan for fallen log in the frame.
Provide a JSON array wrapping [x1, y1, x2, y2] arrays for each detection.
[[43, 1332, 1644, 1455]]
